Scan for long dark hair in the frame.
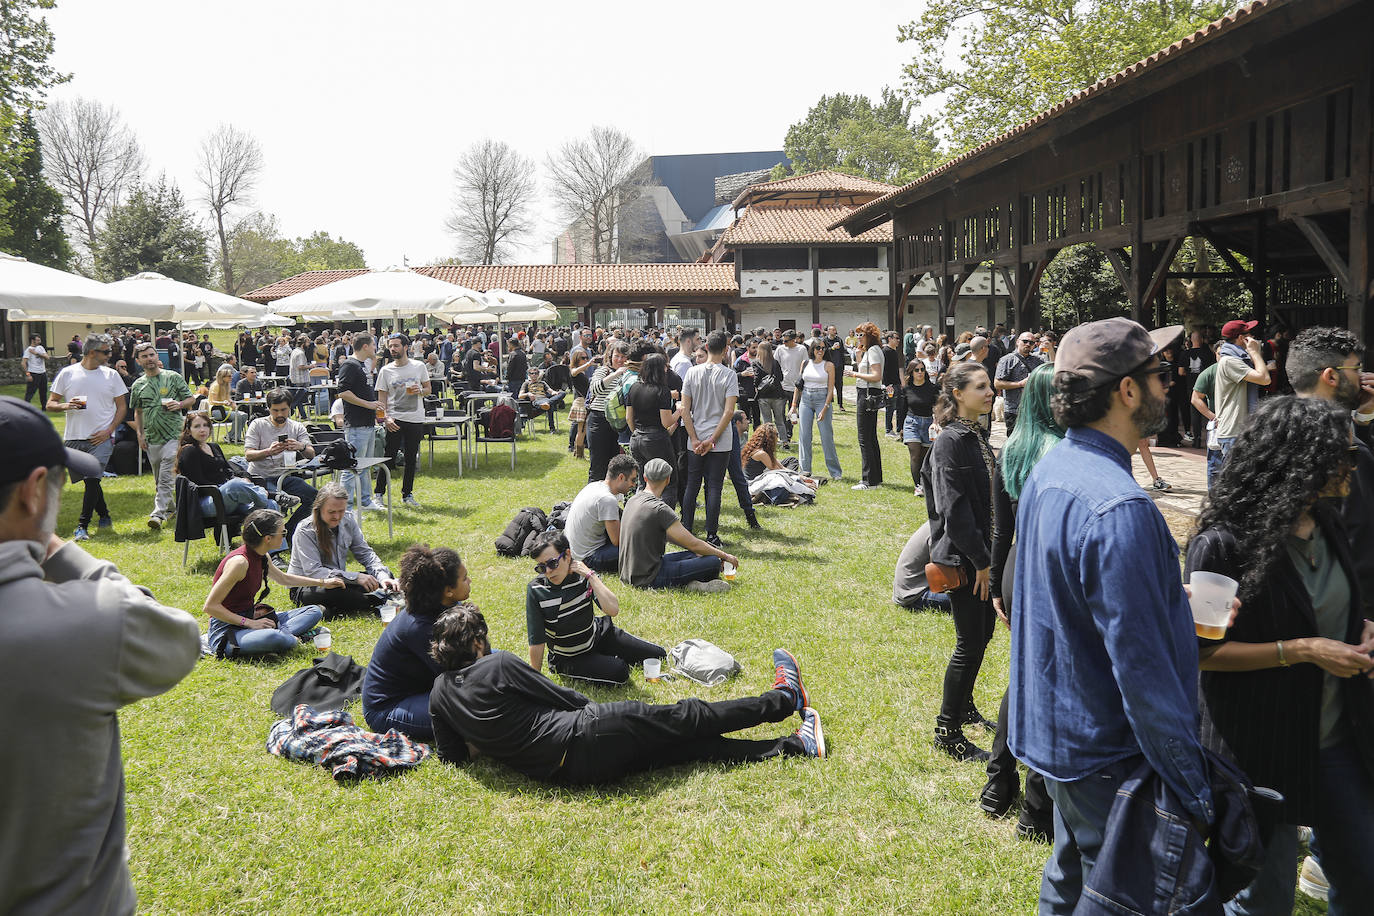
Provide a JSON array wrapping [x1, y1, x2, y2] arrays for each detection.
[[639, 352, 668, 387], [398, 544, 464, 620], [1193, 396, 1355, 600], [932, 362, 988, 427]]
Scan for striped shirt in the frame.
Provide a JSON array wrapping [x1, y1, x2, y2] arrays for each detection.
[[525, 574, 600, 656]]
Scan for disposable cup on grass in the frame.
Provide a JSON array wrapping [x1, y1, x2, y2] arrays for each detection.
[[722, 561, 736, 581], [313, 631, 331, 652], [1188, 571, 1237, 640], [644, 658, 661, 681], [379, 603, 397, 624]]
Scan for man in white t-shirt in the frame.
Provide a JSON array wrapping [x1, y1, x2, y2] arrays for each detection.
[[375, 333, 432, 507], [47, 334, 128, 541], [22, 335, 50, 407], [287, 337, 312, 419], [670, 327, 698, 378], [681, 331, 740, 547], [1211, 319, 1272, 490], [565, 454, 639, 572], [776, 329, 808, 391]]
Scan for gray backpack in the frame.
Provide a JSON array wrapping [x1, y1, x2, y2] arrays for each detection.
[[668, 639, 741, 686]]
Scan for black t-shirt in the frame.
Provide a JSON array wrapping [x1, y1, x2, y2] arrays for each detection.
[[904, 380, 939, 417], [336, 357, 377, 428], [428, 651, 588, 781], [881, 346, 902, 386], [177, 442, 233, 487], [745, 456, 768, 479], [571, 367, 590, 398], [506, 350, 528, 390], [627, 381, 671, 433]]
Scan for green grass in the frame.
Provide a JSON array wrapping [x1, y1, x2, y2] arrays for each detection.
[[11, 383, 1325, 916]]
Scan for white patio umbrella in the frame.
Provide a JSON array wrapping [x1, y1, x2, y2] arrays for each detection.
[[269, 266, 484, 332], [182, 312, 296, 330], [103, 272, 267, 374], [0, 252, 173, 323], [442, 289, 558, 379]]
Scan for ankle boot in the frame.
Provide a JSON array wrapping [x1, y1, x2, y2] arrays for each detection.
[[963, 700, 998, 733], [933, 718, 991, 763], [746, 510, 762, 530]]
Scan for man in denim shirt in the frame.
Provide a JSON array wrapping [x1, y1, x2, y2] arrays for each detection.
[[1008, 318, 1214, 913]]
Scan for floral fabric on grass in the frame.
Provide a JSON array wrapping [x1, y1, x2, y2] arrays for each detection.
[[267, 704, 430, 780]]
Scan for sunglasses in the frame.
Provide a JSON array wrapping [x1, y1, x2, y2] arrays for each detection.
[[533, 550, 567, 575], [1138, 360, 1173, 378]]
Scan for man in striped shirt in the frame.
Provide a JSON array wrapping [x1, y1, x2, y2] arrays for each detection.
[[526, 530, 664, 685]]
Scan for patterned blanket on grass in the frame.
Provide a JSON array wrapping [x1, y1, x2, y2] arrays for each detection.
[[266, 704, 430, 781]]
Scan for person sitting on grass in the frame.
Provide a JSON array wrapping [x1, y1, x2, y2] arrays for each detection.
[[739, 420, 819, 505], [175, 412, 296, 520], [361, 544, 471, 742], [203, 509, 344, 658], [618, 458, 738, 592], [428, 604, 825, 784], [526, 531, 664, 685], [287, 483, 399, 616], [564, 453, 638, 573]]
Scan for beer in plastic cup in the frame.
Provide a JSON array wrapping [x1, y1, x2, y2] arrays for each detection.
[[379, 603, 397, 624], [69, 396, 86, 409], [376, 406, 386, 420], [313, 631, 331, 652], [644, 657, 661, 682], [1188, 571, 1237, 639], [406, 382, 421, 395], [722, 561, 737, 581], [162, 398, 179, 410]]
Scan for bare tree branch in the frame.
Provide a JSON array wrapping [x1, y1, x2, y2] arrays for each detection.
[[445, 139, 536, 264], [545, 126, 644, 262], [196, 123, 264, 294], [37, 96, 145, 259]]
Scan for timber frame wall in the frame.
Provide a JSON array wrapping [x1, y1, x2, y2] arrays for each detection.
[[847, 0, 1374, 337]]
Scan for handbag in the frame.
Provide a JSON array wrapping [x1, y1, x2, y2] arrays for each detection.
[[924, 561, 968, 594]]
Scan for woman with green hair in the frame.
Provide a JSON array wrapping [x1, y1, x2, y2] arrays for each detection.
[[979, 361, 1061, 841]]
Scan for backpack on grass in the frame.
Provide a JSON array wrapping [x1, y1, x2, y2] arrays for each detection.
[[495, 506, 548, 557]]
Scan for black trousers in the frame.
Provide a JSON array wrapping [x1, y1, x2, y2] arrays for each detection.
[[23, 372, 47, 407], [78, 478, 109, 527], [291, 581, 382, 617], [548, 617, 664, 686], [672, 426, 689, 508], [832, 368, 845, 407], [1004, 412, 1018, 439], [856, 391, 883, 486], [556, 688, 802, 785], [885, 389, 906, 433], [585, 410, 621, 483], [683, 449, 730, 538], [939, 579, 995, 723], [726, 427, 758, 519], [378, 419, 424, 497], [630, 428, 678, 508]]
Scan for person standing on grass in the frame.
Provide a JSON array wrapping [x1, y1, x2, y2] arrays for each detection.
[[626, 353, 681, 506], [336, 333, 385, 513], [882, 331, 904, 439], [901, 360, 939, 497], [526, 530, 665, 685], [585, 341, 630, 483], [375, 333, 431, 509], [823, 325, 849, 412], [619, 458, 738, 592], [681, 330, 739, 547], [47, 335, 127, 541], [846, 322, 885, 490], [22, 334, 49, 407], [0, 395, 200, 916], [753, 341, 789, 448], [128, 341, 196, 532], [1007, 319, 1221, 913], [428, 604, 825, 783], [790, 337, 842, 482]]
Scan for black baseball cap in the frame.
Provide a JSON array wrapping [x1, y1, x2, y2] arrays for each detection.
[[1054, 318, 1183, 391], [0, 396, 103, 484]]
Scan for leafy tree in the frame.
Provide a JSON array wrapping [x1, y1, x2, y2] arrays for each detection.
[[899, 1, 1228, 153], [219, 211, 295, 293], [776, 88, 943, 185], [286, 231, 366, 273], [0, 111, 71, 267], [94, 177, 210, 285], [0, 0, 68, 110], [1038, 245, 1129, 329]]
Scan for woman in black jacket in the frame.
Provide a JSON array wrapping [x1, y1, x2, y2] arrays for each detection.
[[1186, 395, 1374, 914], [922, 361, 998, 761]]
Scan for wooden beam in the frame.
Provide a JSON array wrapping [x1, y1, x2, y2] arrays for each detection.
[[1143, 237, 1186, 310], [1291, 215, 1353, 293], [1104, 248, 1132, 291], [1350, 62, 1372, 338]]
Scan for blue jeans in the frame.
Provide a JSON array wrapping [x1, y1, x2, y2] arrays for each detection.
[[1040, 756, 1140, 915], [798, 387, 842, 480], [198, 478, 278, 518], [342, 425, 378, 509], [234, 606, 324, 657], [364, 692, 433, 742], [652, 550, 721, 588], [1225, 739, 1374, 916], [582, 539, 620, 573], [1207, 438, 1234, 491], [683, 449, 729, 539]]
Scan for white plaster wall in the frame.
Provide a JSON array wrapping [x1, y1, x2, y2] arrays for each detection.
[[740, 270, 813, 298]]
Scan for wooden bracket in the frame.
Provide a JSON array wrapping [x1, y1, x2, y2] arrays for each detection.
[[1291, 215, 1353, 295]]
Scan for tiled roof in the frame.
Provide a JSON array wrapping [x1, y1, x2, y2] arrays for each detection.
[[732, 169, 897, 208], [242, 269, 368, 302], [721, 206, 892, 246], [243, 263, 738, 303], [835, 0, 1281, 233]]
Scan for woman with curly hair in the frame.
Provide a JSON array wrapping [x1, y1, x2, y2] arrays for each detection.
[[1187, 395, 1374, 913], [924, 361, 999, 761], [741, 421, 818, 504], [845, 321, 885, 490], [362, 544, 472, 741]]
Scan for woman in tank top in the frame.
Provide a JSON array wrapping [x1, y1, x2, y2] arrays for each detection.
[[788, 338, 842, 481]]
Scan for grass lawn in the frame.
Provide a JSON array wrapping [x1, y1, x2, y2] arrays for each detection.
[[9, 383, 1326, 916]]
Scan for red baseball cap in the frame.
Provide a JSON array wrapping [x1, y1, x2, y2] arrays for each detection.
[[1221, 319, 1259, 339]]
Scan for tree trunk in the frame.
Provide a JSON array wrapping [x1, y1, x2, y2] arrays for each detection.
[[216, 211, 234, 294]]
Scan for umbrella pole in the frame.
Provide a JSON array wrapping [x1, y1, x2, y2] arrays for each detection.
[[496, 318, 504, 389]]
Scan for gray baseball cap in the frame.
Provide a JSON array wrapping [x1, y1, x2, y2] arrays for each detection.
[[643, 458, 674, 481], [1054, 318, 1183, 391]]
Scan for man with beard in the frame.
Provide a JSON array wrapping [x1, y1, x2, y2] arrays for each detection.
[[1006, 320, 1219, 912], [0, 396, 200, 914], [823, 325, 848, 412]]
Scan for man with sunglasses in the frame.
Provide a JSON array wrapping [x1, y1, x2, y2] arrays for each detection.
[[994, 332, 1045, 437], [47, 335, 128, 541]]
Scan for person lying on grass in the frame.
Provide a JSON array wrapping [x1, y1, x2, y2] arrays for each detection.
[[362, 543, 471, 742], [428, 604, 825, 785], [526, 530, 664, 685]]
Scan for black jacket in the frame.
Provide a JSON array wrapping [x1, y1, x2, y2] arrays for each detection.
[[922, 421, 994, 571], [1340, 436, 1374, 617], [1185, 505, 1374, 824]]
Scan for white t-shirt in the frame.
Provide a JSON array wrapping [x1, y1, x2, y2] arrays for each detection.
[[565, 480, 621, 560], [23, 345, 48, 374], [375, 360, 429, 422], [857, 345, 884, 389], [776, 343, 808, 388], [670, 351, 694, 378], [51, 364, 128, 441]]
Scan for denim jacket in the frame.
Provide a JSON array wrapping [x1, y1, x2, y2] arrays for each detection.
[[1009, 427, 1214, 823]]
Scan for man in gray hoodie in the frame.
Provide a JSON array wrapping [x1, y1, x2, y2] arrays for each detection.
[[0, 395, 201, 915]]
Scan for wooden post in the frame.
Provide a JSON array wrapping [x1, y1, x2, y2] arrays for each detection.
[[1350, 63, 1373, 338]]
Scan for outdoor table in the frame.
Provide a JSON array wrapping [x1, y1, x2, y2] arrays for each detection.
[[234, 397, 269, 422], [422, 413, 473, 474]]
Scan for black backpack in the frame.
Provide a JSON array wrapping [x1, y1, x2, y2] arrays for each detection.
[[320, 438, 357, 470], [495, 506, 548, 557], [547, 500, 573, 530]]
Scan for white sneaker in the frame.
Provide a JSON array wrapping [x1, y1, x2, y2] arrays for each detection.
[[1298, 856, 1328, 901], [851, 483, 873, 490], [685, 579, 731, 594], [359, 502, 386, 513]]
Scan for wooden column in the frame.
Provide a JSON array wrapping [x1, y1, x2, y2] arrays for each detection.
[[809, 247, 821, 327], [1350, 63, 1373, 338]]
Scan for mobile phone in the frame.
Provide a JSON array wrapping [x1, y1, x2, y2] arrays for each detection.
[[277, 434, 288, 443]]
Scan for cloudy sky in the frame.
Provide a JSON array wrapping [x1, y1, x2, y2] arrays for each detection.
[[44, 0, 921, 270]]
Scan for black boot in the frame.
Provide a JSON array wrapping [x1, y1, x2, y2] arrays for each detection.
[[1016, 805, 1054, 843], [746, 510, 762, 530], [979, 777, 1019, 819], [963, 700, 998, 733], [933, 718, 991, 763]]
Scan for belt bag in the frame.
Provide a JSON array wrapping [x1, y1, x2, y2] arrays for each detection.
[[924, 561, 968, 593]]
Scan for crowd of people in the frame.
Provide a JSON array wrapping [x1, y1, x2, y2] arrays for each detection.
[[5, 307, 1373, 915]]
